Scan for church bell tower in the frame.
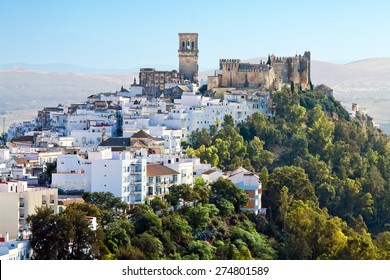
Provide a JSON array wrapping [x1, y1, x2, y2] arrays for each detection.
[[178, 33, 199, 83]]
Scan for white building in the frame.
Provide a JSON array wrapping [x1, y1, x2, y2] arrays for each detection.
[[149, 154, 195, 186], [52, 154, 92, 193], [0, 146, 10, 161], [201, 169, 225, 183], [146, 163, 179, 197], [71, 124, 113, 150], [148, 91, 271, 139], [0, 233, 30, 260], [89, 148, 147, 205], [147, 126, 182, 155], [229, 167, 262, 213]]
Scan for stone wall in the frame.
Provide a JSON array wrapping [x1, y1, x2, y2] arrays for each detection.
[[217, 52, 311, 90]]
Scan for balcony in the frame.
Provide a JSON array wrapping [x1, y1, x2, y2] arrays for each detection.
[[132, 177, 142, 183], [19, 203, 24, 208], [131, 187, 143, 193]]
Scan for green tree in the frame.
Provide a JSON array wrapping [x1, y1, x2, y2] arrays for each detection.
[[307, 105, 335, 157], [247, 136, 274, 171], [265, 165, 317, 222], [210, 178, 249, 213], [223, 114, 234, 127], [128, 204, 162, 235], [65, 206, 99, 260], [188, 128, 212, 149], [185, 204, 219, 229], [27, 207, 70, 260], [150, 196, 170, 214], [193, 177, 210, 204], [374, 231, 390, 259], [132, 232, 164, 259], [184, 240, 215, 260]]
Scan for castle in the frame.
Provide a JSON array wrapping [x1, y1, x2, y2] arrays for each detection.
[[138, 32, 311, 95], [208, 52, 311, 92]]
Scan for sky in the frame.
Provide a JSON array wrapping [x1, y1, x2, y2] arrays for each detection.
[[1, 0, 390, 71]]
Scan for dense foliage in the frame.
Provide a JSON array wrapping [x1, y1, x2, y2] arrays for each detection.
[[28, 87, 390, 259]]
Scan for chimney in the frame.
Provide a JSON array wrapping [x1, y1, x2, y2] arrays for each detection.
[[5, 232, 9, 242]]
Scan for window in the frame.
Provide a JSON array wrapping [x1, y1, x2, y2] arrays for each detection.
[[191, 41, 194, 49]]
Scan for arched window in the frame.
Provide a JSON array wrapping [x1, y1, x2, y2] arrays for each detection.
[[191, 41, 194, 49], [182, 41, 185, 49]]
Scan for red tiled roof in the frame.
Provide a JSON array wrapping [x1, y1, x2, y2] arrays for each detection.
[[14, 158, 28, 165], [147, 163, 179, 177], [202, 169, 216, 175]]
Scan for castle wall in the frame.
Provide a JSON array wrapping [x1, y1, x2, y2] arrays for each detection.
[[207, 76, 220, 90], [139, 69, 182, 92]]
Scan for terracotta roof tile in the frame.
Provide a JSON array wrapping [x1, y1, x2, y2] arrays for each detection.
[[147, 163, 179, 177]]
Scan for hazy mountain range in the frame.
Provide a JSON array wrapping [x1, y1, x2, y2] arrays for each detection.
[[1, 58, 390, 133]]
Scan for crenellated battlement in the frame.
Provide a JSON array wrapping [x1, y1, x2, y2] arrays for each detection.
[[220, 59, 241, 63], [216, 51, 311, 90]]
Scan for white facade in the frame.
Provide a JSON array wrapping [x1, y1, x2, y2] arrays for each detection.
[[71, 124, 113, 150], [229, 167, 262, 213], [0, 148, 10, 161], [148, 126, 182, 155], [147, 91, 271, 139], [148, 154, 195, 185], [65, 113, 116, 136], [38, 151, 62, 166], [0, 236, 30, 260], [90, 149, 147, 205], [52, 154, 92, 193], [201, 169, 224, 183]]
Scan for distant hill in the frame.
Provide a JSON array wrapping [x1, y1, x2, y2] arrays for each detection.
[[0, 68, 136, 109], [1, 58, 390, 133]]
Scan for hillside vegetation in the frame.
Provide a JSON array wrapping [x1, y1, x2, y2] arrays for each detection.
[[27, 87, 390, 260]]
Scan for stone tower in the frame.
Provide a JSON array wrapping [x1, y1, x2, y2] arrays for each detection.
[[178, 33, 199, 83]]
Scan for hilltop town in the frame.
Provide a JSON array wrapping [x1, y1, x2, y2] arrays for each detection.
[[1, 33, 389, 261]]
